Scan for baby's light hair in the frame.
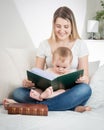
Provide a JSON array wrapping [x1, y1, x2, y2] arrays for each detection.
[[53, 47, 73, 63]]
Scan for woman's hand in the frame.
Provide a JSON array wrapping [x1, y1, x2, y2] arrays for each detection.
[[75, 75, 89, 84], [22, 79, 35, 88]]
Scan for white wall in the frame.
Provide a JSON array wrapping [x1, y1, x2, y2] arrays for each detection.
[[0, 0, 34, 48], [0, 0, 100, 48], [87, 0, 102, 20], [84, 0, 102, 38], [14, 0, 87, 47]]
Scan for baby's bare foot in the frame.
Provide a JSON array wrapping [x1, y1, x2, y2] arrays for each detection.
[[75, 106, 91, 113], [30, 89, 43, 101], [40, 86, 53, 99]]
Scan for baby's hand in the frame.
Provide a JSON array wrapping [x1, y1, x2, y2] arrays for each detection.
[[22, 79, 35, 88]]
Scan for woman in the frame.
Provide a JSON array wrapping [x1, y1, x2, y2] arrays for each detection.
[[4, 6, 92, 112]]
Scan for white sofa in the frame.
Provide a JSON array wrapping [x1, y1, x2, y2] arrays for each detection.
[[0, 47, 104, 130], [0, 48, 36, 102]]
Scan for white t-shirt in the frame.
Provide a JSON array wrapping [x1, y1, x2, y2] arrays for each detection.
[[36, 39, 89, 69]]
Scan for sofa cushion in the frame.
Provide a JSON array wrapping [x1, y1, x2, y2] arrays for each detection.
[[0, 49, 21, 103], [6, 48, 37, 79], [0, 48, 36, 103]]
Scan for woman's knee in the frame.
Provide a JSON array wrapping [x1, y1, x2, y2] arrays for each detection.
[[78, 83, 92, 97], [12, 87, 27, 101]]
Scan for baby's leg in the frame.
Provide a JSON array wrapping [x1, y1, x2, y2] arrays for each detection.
[[30, 89, 43, 101], [40, 87, 65, 99], [50, 89, 65, 98], [40, 86, 53, 99]]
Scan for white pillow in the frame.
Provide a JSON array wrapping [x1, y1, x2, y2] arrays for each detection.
[[88, 61, 100, 78], [86, 64, 104, 108]]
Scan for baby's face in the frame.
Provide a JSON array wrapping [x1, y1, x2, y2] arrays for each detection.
[[53, 56, 70, 75]]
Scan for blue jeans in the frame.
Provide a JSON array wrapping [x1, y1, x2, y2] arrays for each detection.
[[12, 83, 92, 111]]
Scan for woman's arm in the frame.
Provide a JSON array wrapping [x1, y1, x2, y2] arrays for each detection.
[[22, 56, 46, 88], [35, 56, 46, 70], [76, 55, 89, 84]]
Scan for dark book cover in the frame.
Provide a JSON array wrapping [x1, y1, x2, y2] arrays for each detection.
[[27, 68, 84, 90]]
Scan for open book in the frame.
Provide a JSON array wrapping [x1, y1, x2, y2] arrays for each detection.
[[27, 68, 84, 91]]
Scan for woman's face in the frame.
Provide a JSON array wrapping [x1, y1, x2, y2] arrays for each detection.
[[54, 17, 72, 41]]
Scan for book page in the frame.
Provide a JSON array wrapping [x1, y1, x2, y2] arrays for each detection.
[[31, 68, 56, 80]]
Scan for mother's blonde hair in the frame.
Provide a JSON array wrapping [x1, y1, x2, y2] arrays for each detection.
[[49, 6, 80, 42]]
